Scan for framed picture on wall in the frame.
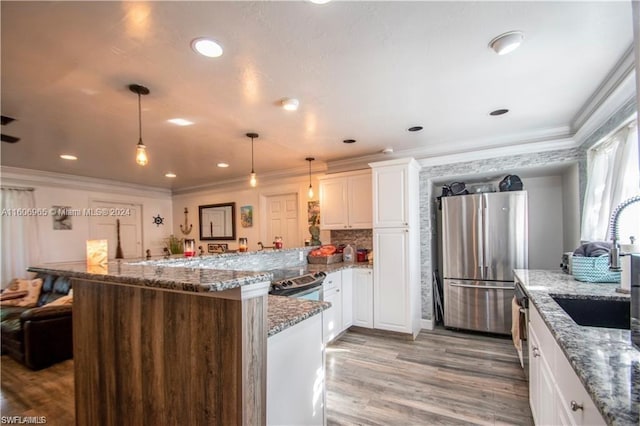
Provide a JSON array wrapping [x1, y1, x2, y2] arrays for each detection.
[[240, 205, 253, 228], [207, 243, 228, 254], [307, 201, 320, 226]]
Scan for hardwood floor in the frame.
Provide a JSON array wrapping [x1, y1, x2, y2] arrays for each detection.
[[326, 327, 533, 426], [1, 328, 532, 425]]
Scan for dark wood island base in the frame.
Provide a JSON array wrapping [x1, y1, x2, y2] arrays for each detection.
[[72, 278, 269, 426]]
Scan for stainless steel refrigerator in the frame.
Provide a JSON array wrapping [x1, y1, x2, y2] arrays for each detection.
[[442, 191, 528, 334]]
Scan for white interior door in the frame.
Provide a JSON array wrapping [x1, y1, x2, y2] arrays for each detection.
[[89, 201, 142, 259], [265, 193, 299, 248]]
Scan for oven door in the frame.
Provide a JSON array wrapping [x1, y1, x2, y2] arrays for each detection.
[[292, 285, 323, 301]]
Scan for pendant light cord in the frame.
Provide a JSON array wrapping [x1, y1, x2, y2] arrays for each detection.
[[308, 159, 312, 186], [251, 137, 255, 173], [138, 93, 143, 143]]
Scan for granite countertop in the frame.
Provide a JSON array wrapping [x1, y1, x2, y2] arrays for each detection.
[[305, 261, 373, 274], [28, 261, 272, 293], [514, 269, 639, 426], [267, 295, 330, 337]]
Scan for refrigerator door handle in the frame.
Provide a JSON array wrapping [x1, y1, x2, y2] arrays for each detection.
[[447, 282, 515, 290], [477, 202, 484, 279], [482, 194, 490, 278]]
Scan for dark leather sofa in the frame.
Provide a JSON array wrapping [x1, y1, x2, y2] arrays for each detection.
[[1, 274, 73, 370]]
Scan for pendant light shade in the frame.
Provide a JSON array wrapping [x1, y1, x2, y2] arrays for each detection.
[[246, 133, 259, 187], [306, 157, 315, 199], [129, 84, 150, 166]]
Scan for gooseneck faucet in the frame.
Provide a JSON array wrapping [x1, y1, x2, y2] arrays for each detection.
[[609, 195, 640, 271]]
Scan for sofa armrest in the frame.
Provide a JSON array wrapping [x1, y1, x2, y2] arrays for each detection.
[[20, 304, 72, 322]]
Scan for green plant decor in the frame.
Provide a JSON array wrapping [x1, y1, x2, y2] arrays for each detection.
[[165, 234, 184, 254]]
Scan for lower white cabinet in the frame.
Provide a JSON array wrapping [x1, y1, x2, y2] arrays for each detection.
[[341, 269, 354, 330], [267, 313, 324, 425], [323, 271, 343, 344], [352, 268, 373, 328], [528, 304, 605, 426]]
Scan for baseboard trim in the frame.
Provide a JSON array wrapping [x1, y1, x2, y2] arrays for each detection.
[[420, 319, 434, 331]]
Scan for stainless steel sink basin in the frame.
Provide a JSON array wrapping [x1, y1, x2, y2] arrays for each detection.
[[551, 296, 630, 330]]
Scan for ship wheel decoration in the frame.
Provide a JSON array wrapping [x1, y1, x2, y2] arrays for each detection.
[[152, 214, 164, 227]]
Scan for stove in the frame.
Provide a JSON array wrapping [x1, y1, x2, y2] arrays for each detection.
[[268, 267, 326, 296]]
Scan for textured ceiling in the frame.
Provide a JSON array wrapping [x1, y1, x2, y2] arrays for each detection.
[[0, 1, 634, 190]]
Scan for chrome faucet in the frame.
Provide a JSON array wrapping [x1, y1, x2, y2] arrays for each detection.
[[609, 195, 640, 271]]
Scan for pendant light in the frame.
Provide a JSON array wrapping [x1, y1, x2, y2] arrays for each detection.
[[129, 84, 150, 166], [306, 157, 315, 199], [246, 132, 259, 187]]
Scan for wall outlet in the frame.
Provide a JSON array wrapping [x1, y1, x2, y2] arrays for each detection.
[[299, 251, 304, 261]]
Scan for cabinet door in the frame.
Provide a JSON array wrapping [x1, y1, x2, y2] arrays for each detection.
[[352, 269, 373, 328], [347, 174, 373, 229], [323, 286, 342, 344], [528, 326, 541, 424], [319, 178, 348, 230], [372, 165, 408, 228], [373, 228, 410, 332], [341, 269, 353, 330]]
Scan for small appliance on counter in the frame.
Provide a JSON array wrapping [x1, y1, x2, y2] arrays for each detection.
[[560, 252, 573, 274]]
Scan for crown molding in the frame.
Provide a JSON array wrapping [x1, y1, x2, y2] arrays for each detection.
[[571, 44, 636, 134], [327, 126, 575, 173], [172, 163, 328, 196], [0, 166, 171, 199]]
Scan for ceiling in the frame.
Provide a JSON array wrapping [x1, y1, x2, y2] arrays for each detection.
[[0, 1, 634, 190]]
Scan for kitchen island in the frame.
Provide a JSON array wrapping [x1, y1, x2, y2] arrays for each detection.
[[28, 258, 329, 426], [514, 269, 639, 426]]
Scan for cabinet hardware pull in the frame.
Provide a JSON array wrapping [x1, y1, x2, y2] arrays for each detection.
[[570, 401, 583, 411]]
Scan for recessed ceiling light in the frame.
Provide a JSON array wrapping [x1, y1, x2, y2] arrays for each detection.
[[343, 139, 356, 144], [382, 148, 394, 154], [408, 126, 423, 132], [167, 118, 194, 126], [165, 172, 177, 178], [281, 98, 300, 111], [309, 0, 332, 4], [60, 154, 78, 160], [191, 37, 223, 58], [217, 162, 229, 168], [489, 31, 524, 55], [490, 109, 509, 116]]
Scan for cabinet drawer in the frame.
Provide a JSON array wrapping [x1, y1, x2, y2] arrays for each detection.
[[555, 348, 605, 426], [529, 304, 556, 368]]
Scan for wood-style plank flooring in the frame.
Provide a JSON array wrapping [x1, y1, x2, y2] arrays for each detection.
[[326, 328, 533, 426], [1, 328, 532, 425]]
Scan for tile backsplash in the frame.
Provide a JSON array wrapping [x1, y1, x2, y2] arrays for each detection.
[[330, 229, 373, 251]]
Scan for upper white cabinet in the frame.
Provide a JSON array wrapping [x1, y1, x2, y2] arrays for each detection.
[[372, 161, 419, 228], [369, 158, 422, 338], [319, 170, 372, 230]]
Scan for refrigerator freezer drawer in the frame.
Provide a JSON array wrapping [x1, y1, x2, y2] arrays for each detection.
[[444, 279, 514, 335]]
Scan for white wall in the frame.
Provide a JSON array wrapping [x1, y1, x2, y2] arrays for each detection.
[[562, 164, 581, 252], [526, 175, 564, 269], [172, 174, 328, 252], [1, 167, 173, 264]]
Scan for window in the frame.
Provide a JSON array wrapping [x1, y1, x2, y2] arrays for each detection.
[[581, 122, 639, 244]]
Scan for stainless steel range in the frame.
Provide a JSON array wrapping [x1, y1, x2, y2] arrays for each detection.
[[268, 268, 326, 297]]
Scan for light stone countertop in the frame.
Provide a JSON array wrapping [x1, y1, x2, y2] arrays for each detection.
[[267, 295, 330, 337], [514, 269, 639, 426]]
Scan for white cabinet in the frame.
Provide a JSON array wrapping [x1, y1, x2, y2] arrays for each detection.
[[341, 269, 354, 330], [370, 158, 421, 338], [323, 271, 343, 344], [528, 303, 605, 426], [352, 268, 373, 328], [267, 313, 324, 425], [319, 170, 372, 230], [372, 163, 412, 228]]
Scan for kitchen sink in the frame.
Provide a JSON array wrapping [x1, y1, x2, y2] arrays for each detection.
[[551, 296, 630, 330]]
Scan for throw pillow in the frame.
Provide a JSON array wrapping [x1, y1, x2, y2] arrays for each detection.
[[46, 294, 73, 306], [0, 278, 43, 308], [0, 290, 28, 301]]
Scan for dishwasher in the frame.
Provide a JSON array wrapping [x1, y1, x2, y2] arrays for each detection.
[[514, 281, 529, 380]]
